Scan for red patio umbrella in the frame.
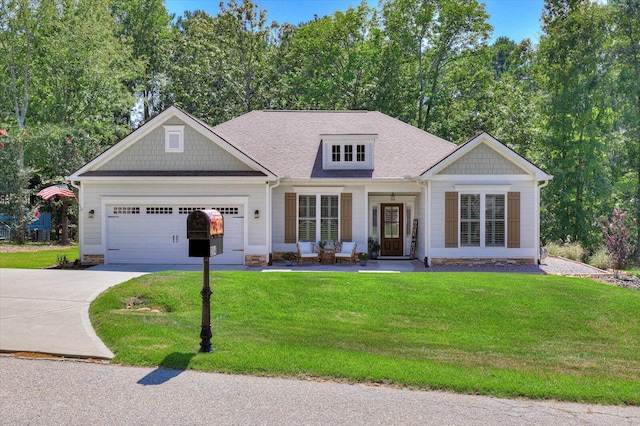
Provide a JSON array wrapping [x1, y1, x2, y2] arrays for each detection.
[[37, 184, 76, 245]]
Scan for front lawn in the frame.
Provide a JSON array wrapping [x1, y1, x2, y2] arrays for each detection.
[[90, 271, 640, 405], [0, 246, 79, 269]]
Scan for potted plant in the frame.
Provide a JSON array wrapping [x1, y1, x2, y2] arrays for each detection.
[[368, 237, 380, 259], [282, 252, 296, 266], [359, 252, 369, 266]]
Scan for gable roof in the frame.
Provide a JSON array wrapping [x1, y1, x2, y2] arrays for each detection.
[[420, 132, 553, 181], [212, 110, 457, 179], [67, 106, 277, 181]]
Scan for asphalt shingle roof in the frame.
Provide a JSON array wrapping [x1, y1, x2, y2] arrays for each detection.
[[211, 110, 457, 179]]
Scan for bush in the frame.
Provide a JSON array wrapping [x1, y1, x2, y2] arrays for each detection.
[[546, 241, 584, 261], [601, 209, 636, 272], [56, 254, 69, 267], [588, 247, 611, 270]]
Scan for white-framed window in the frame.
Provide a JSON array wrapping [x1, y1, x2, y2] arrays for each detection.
[[298, 194, 339, 242], [164, 125, 184, 153], [459, 193, 505, 247], [356, 144, 366, 162], [332, 145, 341, 162], [321, 135, 376, 170], [485, 194, 505, 247]]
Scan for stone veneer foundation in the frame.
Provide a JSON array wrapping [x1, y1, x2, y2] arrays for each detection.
[[244, 254, 268, 267], [431, 258, 535, 266], [82, 254, 105, 266]]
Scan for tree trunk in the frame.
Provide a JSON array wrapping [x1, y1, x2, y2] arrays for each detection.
[[61, 198, 69, 245]]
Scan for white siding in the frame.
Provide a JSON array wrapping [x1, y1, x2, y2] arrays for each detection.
[[271, 184, 367, 253], [80, 181, 268, 260], [429, 178, 538, 259]]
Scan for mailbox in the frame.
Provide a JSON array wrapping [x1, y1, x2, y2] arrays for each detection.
[[186, 210, 224, 257]]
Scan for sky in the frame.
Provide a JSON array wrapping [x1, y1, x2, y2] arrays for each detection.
[[164, 0, 545, 43]]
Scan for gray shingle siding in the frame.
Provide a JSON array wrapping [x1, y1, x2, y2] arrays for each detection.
[[97, 118, 254, 172], [438, 143, 527, 175]]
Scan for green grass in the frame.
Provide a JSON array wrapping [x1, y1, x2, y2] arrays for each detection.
[[90, 271, 640, 405], [0, 246, 79, 269]]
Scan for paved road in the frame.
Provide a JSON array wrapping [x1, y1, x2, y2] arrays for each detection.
[[2, 356, 639, 426], [0, 269, 145, 358]]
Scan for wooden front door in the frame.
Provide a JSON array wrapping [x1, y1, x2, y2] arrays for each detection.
[[380, 203, 403, 256]]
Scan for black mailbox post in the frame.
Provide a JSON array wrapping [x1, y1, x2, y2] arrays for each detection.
[[186, 210, 224, 353]]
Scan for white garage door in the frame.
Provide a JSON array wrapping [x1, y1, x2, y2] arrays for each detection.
[[106, 205, 244, 265]]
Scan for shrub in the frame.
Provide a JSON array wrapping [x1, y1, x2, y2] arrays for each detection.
[[588, 247, 611, 270], [282, 252, 296, 261], [546, 241, 584, 261], [601, 209, 636, 272], [56, 254, 69, 267]]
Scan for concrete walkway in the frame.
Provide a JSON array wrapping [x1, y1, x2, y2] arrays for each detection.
[[88, 259, 422, 273], [0, 269, 145, 359]]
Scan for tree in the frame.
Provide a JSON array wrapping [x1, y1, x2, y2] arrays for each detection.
[[31, 0, 138, 131], [282, 2, 382, 110], [165, 11, 233, 124], [0, 129, 35, 243], [1, 0, 138, 242], [610, 0, 640, 257], [536, 0, 614, 249], [0, 0, 46, 242], [216, 0, 273, 114], [381, 0, 491, 131], [110, 0, 174, 122]]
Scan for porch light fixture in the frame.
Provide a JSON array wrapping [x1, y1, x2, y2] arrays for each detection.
[[390, 192, 396, 201], [254, 210, 260, 219], [88, 209, 95, 219]]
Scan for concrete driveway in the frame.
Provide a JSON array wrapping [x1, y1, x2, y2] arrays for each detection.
[[0, 269, 145, 359]]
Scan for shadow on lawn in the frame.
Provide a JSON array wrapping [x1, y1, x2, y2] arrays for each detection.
[[137, 352, 196, 386]]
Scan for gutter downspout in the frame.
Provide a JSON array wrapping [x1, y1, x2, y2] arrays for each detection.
[[536, 179, 549, 264], [267, 179, 281, 265]]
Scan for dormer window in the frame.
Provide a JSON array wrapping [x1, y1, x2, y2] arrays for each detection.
[[164, 125, 184, 153], [322, 134, 376, 170]]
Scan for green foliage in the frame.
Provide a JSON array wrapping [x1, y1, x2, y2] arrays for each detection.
[[537, 0, 615, 251], [282, 2, 381, 110], [381, 0, 492, 133], [610, 0, 640, 257], [91, 271, 640, 405], [546, 241, 585, 262], [0, 130, 36, 242], [368, 237, 380, 253], [281, 252, 296, 261], [110, 0, 173, 121], [588, 246, 611, 270], [56, 254, 68, 266]]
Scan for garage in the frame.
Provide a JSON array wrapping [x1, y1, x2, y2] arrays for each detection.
[[106, 204, 244, 265]]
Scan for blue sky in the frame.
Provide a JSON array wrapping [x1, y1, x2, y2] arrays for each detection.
[[164, 0, 545, 42]]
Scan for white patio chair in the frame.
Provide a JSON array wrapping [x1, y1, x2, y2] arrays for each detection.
[[296, 241, 319, 265], [335, 241, 357, 264]]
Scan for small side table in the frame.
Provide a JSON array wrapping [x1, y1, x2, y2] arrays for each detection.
[[321, 249, 335, 265]]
